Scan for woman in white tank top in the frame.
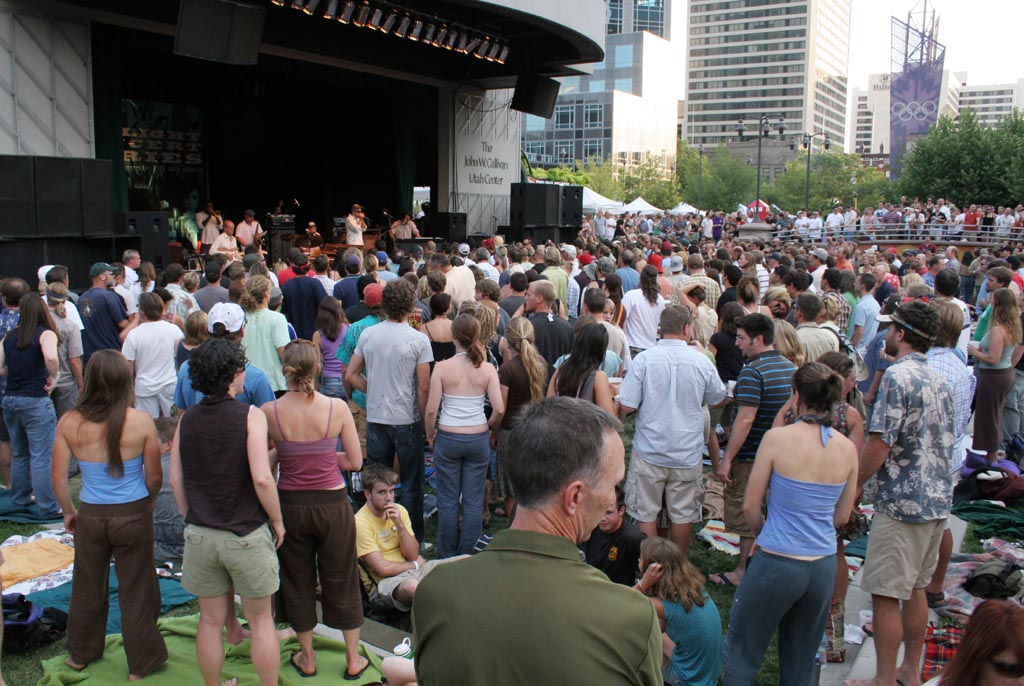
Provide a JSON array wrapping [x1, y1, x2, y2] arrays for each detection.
[[423, 314, 504, 558]]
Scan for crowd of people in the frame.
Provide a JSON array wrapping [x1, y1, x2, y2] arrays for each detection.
[[0, 208, 1021, 686], [588, 196, 1024, 246]]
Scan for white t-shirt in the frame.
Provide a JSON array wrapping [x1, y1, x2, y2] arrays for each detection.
[[794, 217, 810, 237], [808, 217, 823, 239], [621, 289, 666, 350], [44, 296, 84, 331], [114, 284, 139, 316], [122, 320, 184, 396]]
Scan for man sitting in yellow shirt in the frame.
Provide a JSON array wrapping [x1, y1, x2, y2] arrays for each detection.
[[354, 464, 461, 611]]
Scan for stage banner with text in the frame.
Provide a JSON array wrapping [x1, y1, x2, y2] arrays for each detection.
[[889, 59, 943, 179], [122, 100, 206, 247]]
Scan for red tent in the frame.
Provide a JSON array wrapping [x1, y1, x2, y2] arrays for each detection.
[[747, 199, 769, 221]]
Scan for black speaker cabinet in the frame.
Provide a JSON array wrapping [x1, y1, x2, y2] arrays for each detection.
[[432, 212, 467, 243], [511, 75, 560, 119], [510, 182, 561, 228], [35, 157, 82, 237], [560, 185, 583, 226], [126, 212, 171, 270], [0, 155, 36, 237], [81, 159, 113, 236], [526, 226, 564, 245], [174, 0, 266, 66]]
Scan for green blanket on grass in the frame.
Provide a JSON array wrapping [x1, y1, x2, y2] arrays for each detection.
[[38, 614, 384, 686], [0, 488, 62, 523]]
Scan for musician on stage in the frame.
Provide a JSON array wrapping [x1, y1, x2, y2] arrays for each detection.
[[197, 201, 223, 248], [236, 209, 265, 249], [209, 220, 241, 261], [391, 211, 420, 240], [345, 204, 367, 250], [295, 221, 325, 249]]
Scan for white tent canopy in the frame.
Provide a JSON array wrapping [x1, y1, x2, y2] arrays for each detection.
[[669, 202, 699, 215], [622, 197, 663, 214], [582, 186, 625, 213]]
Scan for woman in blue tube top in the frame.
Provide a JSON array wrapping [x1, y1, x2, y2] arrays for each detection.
[[52, 349, 167, 680], [722, 361, 859, 686]]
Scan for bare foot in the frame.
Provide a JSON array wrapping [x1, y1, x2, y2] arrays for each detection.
[[345, 654, 370, 679], [710, 571, 742, 587], [896, 664, 922, 686], [221, 680, 238, 686], [843, 679, 880, 686], [225, 621, 251, 645], [64, 658, 86, 671]]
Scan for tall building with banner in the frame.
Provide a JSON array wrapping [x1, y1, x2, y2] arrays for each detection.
[[888, 2, 945, 178]]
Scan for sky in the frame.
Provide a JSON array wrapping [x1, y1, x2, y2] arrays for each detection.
[[847, 0, 1024, 88]]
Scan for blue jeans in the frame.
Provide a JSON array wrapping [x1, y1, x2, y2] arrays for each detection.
[[367, 422, 425, 540], [2, 395, 59, 514], [320, 376, 346, 401], [723, 551, 835, 686], [433, 430, 490, 558]]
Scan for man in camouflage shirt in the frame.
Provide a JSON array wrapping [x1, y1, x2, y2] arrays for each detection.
[[857, 301, 956, 686]]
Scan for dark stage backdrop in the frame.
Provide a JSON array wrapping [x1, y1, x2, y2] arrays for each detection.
[[92, 23, 438, 238]]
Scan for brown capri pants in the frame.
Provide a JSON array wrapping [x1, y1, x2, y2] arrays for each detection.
[[276, 489, 363, 633], [724, 461, 756, 538], [68, 498, 167, 677], [973, 368, 1015, 452]]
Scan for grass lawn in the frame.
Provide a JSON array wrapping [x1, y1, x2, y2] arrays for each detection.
[[5, 415, 784, 685]]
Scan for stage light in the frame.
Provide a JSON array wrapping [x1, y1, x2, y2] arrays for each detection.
[[475, 39, 490, 59], [337, 1, 355, 22], [408, 18, 423, 41], [381, 9, 398, 33], [394, 14, 411, 37], [301, 0, 321, 15], [422, 22, 436, 44], [290, 0, 305, 10], [352, 2, 371, 26], [431, 25, 448, 47], [271, 0, 286, 6], [444, 29, 459, 50], [322, 0, 339, 19], [462, 36, 481, 54], [367, 7, 383, 29], [495, 44, 509, 64], [486, 42, 502, 61]]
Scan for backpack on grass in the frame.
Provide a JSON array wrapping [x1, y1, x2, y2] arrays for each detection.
[[2, 593, 68, 654]]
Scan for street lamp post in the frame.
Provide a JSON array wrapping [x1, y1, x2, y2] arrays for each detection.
[[697, 144, 704, 208], [795, 131, 831, 212], [737, 114, 786, 219]]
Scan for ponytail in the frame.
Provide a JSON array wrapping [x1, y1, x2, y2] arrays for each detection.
[[518, 339, 548, 402], [452, 314, 484, 368]]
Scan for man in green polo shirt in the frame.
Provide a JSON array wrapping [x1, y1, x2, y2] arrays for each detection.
[[413, 398, 662, 686]]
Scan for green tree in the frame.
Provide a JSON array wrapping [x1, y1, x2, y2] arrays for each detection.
[[765, 151, 892, 214], [675, 141, 711, 207], [622, 154, 680, 210], [694, 146, 755, 212], [581, 156, 625, 201], [897, 109, 1007, 205]]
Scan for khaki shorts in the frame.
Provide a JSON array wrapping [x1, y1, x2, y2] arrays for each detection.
[[376, 556, 465, 611], [182, 523, 280, 599], [861, 513, 945, 600], [348, 399, 368, 455], [624, 454, 703, 525], [724, 461, 755, 537]]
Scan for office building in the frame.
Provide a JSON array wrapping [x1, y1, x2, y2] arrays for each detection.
[[522, 0, 684, 173], [959, 81, 1024, 127], [684, 0, 853, 154]]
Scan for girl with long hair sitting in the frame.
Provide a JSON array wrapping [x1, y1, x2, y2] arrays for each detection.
[[423, 315, 504, 558], [634, 537, 723, 686], [52, 350, 167, 679]]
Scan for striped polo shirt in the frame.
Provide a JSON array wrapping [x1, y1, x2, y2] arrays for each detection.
[[733, 350, 796, 461]]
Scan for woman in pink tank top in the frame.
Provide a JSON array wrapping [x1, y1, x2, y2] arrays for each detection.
[[260, 340, 369, 680]]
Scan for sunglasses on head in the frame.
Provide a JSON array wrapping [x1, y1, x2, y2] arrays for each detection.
[[991, 659, 1024, 678]]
